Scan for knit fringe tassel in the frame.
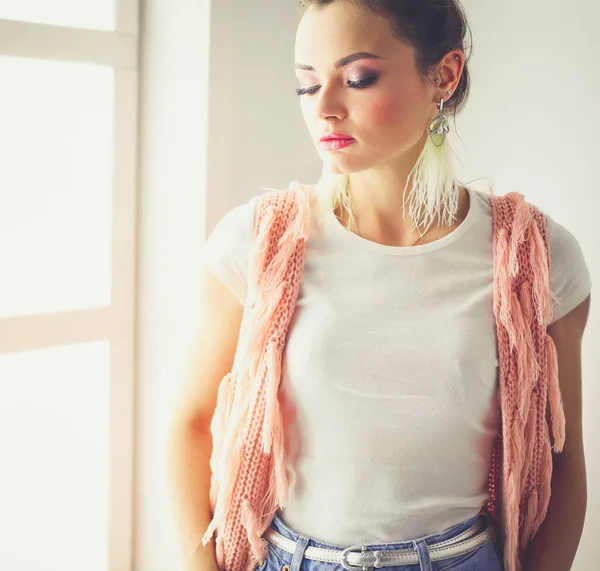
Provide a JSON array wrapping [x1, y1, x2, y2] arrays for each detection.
[[494, 222, 523, 571], [202, 371, 252, 548], [528, 215, 560, 324], [261, 342, 289, 505], [207, 372, 236, 510], [202, 183, 311, 571], [494, 194, 567, 571], [240, 500, 270, 571]]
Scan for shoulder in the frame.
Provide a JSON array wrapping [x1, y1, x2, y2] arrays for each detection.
[[202, 194, 261, 304], [254, 181, 315, 217], [480, 190, 591, 323], [544, 212, 585, 263], [202, 181, 312, 303], [519, 196, 586, 267], [205, 194, 261, 251], [530, 203, 592, 324], [208, 181, 312, 241]]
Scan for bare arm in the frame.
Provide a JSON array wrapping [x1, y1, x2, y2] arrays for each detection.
[[523, 294, 591, 571], [167, 263, 245, 571]]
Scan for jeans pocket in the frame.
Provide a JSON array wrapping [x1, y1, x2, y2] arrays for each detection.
[[435, 543, 486, 571], [436, 540, 502, 571], [254, 543, 289, 571]]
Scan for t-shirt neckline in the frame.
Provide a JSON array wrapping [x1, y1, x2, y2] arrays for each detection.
[[324, 185, 478, 256]]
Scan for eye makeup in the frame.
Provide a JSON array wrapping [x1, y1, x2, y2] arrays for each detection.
[[295, 72, 380, 96]]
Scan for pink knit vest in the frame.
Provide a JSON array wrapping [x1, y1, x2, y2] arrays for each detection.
[[201, 181, 566, 571]]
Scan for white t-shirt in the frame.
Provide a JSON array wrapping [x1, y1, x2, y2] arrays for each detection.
[[203, 185, 592, 546]]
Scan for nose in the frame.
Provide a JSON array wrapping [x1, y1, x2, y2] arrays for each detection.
[[314, 83, 347, 121]]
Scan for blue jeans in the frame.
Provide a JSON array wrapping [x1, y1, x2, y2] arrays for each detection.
[[257, 511, 505, 571]]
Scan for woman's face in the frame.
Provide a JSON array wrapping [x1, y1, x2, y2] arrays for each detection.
[[295, 2, 439, 174]]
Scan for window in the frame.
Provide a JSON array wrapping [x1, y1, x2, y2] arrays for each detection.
[[0, 2, 139, 570]]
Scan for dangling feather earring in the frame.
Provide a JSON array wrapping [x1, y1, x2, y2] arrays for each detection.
[[403, 88, 460, 238]]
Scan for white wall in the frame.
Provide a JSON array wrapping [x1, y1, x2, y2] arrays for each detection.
[[204, 0, 319, 231], [135, 0, 599, 569], [135, 0, 211, 569]]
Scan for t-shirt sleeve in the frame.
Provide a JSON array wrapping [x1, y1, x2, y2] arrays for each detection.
[[546, 213, 592, 325], [203, 195, 260, 305]]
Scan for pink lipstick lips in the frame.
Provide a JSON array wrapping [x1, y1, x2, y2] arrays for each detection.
[[319, 132, 355, 150]]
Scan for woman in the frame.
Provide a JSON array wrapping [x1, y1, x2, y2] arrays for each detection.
[[167, 2, 592, 571]]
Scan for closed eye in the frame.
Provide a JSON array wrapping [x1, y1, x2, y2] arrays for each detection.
[[295, 75, 379, 96]]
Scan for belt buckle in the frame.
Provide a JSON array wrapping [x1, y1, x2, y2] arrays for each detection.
[[341, 545, 383, 571]]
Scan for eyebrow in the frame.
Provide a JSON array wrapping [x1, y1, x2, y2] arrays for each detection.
[[294, 51, 385, 71]]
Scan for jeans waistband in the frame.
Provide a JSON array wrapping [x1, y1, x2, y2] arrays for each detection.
[[268, 510, 484, 551]]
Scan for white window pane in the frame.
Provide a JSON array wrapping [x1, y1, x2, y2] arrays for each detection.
[[0, 57, 114, 319], [0, 341, 110, 571], [0, 0, 115, 31]]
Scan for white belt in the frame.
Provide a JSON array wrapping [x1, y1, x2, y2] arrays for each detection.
[[264, 515, 494, 570]]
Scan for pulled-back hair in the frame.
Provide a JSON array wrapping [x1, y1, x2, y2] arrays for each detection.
[[297, 0, 473, 122]]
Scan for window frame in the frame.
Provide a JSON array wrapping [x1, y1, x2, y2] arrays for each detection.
[[0, 1, 139, 569]]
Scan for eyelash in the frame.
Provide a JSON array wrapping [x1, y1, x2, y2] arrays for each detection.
[[295, 75, 379, 96]]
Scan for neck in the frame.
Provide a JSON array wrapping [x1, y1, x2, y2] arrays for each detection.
[[336, 182, 469, 247], [340, 131, 463, 239], [347, 131, 435, 228]]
